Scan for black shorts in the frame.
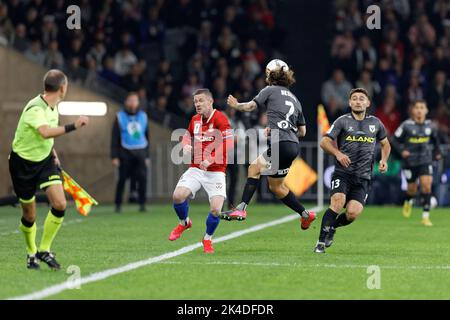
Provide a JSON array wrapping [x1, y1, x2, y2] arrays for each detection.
[[403, 164, 433, 183], [262, 141, 299, 177], [8, 151, 62, 202], [330, 171, 371, 205]]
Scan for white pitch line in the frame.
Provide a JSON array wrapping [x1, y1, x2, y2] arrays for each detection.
[[8, 206, 322, 300], [0, 219, 86, 237], [158, 260, 450, 270]]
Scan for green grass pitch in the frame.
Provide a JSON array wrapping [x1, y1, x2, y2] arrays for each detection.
[[0, 203, 449, 300]]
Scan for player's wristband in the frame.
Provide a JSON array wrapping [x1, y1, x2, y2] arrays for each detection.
[[64, 123, 76, 133]]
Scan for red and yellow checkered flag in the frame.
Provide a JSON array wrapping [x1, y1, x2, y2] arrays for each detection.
[[61, 170, 98, 216], [317, 104, 331, 136]]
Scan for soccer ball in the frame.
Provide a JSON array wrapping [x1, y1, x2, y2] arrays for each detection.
[[266, 59, 289, 72], [431, 196, 438, 209]]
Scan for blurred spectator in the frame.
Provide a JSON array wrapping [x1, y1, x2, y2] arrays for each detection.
[[212, 77, 228, 110], [24, 8, 40, 40], [405, 75, 425, 105], [0, 3, 14, 41], [11, 24, 28, 52], [85, 58, 100, 89], [40, 15, 58, 48], [321, 69, 352, 112], [176, 95, 196, 119], [427, 70, 450, 112], [355, 69, 381, 102], [86, 40, 107, 72], [65, 56, 85, 85], [122, 63, 145, 92], [408, 14, 436, 48], [375, 58, 399, 90], [375, 97, 401, 136], [353, 36, 377, 77], [149, 95, 171, 126], [44, 40, 64, 69], [24, 39, 45, 64], [432, 101, 450, 140], [114, 46, 138, 76], [182, 74, 202, 97], [428, 47, 450, 79], [99, 56, 121, 85]]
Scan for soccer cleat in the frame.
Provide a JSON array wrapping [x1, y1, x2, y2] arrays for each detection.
[[36, 251, 61, 270], [325, 227, 336, 248], [314, 241, 326, 253], [168, 220, 192, 241], [202, 239, 214, 253], [220, 209, 247, 221], [27, 254, 40, 270], [402, 200, 412, 218], [300, 211, 316, 230], [421, 217, 433, 227]]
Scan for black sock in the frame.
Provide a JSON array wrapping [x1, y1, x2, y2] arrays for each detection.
[[319, 208, 338, 242], [333, 213, 354, 228], [241, 178, 259, 206], [21, 217, 35, 227], [280, 191, 308, 218], [405, 193, 414, 202], [422, 193, 431, 212], [51, 207, 65, 218]]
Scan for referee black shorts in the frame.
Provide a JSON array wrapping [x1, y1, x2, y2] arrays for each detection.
[[8, 151, 62, 202], [262, 141, 300, 178]]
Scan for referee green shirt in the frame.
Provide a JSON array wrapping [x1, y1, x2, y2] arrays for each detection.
[[12, 95, 59, 162]]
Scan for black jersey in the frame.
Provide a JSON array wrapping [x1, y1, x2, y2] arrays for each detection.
[[253, 85, 306, 143], [325, 113, 387, 180], [392, 119, 441, 167]]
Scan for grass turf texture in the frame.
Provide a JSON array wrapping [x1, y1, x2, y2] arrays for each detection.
[[0, 204, 449, 299]]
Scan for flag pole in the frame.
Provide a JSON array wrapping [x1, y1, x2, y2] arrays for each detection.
[[317, 121, 324, 209]]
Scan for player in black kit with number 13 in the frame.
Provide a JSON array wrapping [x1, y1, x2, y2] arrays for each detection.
[[314, 88, 391, 253]]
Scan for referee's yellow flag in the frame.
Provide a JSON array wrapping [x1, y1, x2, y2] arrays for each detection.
[[317, 104, 331, 135], [285, 158, 318, 197], [62, 170, 98, 216]]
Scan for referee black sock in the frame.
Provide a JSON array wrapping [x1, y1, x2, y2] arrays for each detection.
[[241, 178, 260, 208], [319, 208, 338, 242], [280, 191, 308, 218], [333, 212, 354, 228]]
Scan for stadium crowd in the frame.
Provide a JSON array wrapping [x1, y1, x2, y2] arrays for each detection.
[[324, 0, 450, 143], [0, 0, 280, 129]]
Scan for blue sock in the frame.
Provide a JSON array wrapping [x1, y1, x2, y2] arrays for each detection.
[[205, 212, 220, 238], [173, 200, 189, 223]]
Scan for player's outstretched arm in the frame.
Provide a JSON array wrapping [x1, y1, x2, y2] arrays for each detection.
[[320, 136, 351, 167], [227, 95, 257, 112], [378, 137, 391, 173], [38, 116, 89, 139]]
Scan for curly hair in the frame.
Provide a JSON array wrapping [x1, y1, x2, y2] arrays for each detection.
[[266, 67, 296, 87]]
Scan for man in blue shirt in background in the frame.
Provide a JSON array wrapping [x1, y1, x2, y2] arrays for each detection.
[[111, 92, 150, 212]]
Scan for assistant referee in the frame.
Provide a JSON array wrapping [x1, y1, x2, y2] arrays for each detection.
[[9, 69, 89, 270]]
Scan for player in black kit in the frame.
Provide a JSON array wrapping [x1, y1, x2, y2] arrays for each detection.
[[391, 100, 442, 226], [314, 88, 391, 253], [220, 59, 316, 230]]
